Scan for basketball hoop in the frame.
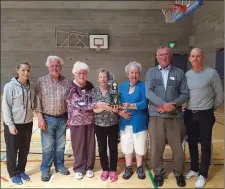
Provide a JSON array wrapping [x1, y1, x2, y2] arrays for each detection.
[[96, 44, 102, 51], [162, 3, 187, 23]]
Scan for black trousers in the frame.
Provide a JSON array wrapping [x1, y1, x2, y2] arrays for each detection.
[[95, 124, 119, 171], [4, 122, 33, 178], [184, 109, 215, 178]]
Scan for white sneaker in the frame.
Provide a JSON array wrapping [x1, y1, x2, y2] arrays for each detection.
[[86, 170, 94, 178], [185, 170, 198, 179], [195, 175, 206, 188], [75, 172, 83, 180]]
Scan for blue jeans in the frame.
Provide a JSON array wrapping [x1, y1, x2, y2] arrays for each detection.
[[40, 114, 67, 173]]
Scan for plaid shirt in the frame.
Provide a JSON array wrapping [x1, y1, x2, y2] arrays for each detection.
[[34, 74, 70, 116]]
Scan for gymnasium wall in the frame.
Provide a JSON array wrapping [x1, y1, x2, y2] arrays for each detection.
[[1, 8, 192, 88]]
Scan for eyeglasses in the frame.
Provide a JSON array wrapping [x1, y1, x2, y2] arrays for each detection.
[[190, 55, 202, 58], [50, 65, 61, 69], [157, 53, 170, 57], [75, 72, 87, 76]]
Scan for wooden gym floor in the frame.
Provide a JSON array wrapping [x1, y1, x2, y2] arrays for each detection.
[[0, 105, 224, 188]]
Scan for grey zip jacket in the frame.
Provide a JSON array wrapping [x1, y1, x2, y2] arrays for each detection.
[[2, 78, 34, 129]]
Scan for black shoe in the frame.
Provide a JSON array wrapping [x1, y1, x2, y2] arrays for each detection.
[[122, 166, 133, 180], [136, 166, 146, 179], [154, 175, 164, 186], [41, 172, 50, 182], [55, 167, 70, 175], [175, 175, 186, 187]]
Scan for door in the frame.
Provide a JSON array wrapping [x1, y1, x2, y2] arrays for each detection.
[[215, 48, 224, 79], [155, 53, 188, 73]]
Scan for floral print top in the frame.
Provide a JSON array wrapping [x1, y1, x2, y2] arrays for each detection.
[[65, 81, 94, 127], [92, 86, 119, 127]]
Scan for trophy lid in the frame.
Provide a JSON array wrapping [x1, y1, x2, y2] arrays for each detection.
[[112, 82, 117, 87]]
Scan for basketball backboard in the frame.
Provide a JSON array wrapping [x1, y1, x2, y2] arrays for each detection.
[[89, 34, 108, 50], [174, 0, 204, 22]]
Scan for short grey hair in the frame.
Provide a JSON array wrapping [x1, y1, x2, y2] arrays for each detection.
[[96, 68, 110, 80], [190, 47, 204, 56], [156, 46, 172, 56], [125, 61, 142, 74], [46, 55, 64, 67], [72, 61, 89, 74]]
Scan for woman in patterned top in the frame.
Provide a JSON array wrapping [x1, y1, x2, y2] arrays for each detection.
[[92, 68, 119, 182], [65, 61, 100, 180]]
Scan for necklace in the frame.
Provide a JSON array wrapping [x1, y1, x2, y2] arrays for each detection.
[[129, 83, 136, 87]]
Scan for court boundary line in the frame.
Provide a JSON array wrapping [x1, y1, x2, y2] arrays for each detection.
[[0, 175, 9, 182], [144, 160, 158, 189], [44, 141, 71, 188], [1, 157, 224, 164], [215, 111, 224, 116]]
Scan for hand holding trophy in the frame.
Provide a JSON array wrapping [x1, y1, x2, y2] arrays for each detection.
[[93, 101, 109, 113], [121, 103, 137, 110]]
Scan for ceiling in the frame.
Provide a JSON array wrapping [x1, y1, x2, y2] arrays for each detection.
[[1, 1, 173, 9]]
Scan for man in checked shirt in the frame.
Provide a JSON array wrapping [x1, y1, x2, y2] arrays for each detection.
[[34, 55, 70, 182]]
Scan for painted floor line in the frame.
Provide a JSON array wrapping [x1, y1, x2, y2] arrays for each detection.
[[0, 158, 142, 164], [0, 154, 7, 162], [1, 156, 224, 164], [45, 170, 56, 188], [144, 160, 158, 189], [215, 111, 224, 116], [0, 175, 9, 182], [45, 141, 71, 188]]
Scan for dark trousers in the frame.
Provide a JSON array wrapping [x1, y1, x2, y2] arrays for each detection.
[[184, 109, 215, 178], [70, 124, 95, 173], [4, 122, 33, 178], [95, 124, 119, 171]]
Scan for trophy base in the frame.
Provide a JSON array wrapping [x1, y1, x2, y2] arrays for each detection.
[[109, 104, 121, 108]]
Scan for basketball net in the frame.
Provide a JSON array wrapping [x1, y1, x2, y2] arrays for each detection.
[[162, 3, 187, 23], [96, 45, 102, 51]]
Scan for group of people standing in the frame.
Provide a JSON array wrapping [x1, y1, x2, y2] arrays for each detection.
[[2, 47, 223, 188]]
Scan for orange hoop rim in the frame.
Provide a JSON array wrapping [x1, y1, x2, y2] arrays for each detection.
[[96, 44, 103, 51], [162, 3, 187, 13]]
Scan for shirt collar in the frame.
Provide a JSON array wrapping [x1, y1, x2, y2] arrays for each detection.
[[48, 74, 63, 81], [158, 65, 171, 70]]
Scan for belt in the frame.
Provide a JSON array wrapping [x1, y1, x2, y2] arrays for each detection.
[[191, 110, 200, 113], [43, 113, 67, 118], [187, 108, 213, 114]]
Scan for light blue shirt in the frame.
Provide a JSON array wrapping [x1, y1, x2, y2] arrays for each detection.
[[158, 65, 171, 90]]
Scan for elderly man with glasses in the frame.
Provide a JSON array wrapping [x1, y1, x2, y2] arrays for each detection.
[[145, 47, 189, 187]]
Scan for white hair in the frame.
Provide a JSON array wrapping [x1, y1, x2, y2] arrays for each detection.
[[72, 61, 89, 74], [46, 55, 64, 67], [125, 61, 142, 74]]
